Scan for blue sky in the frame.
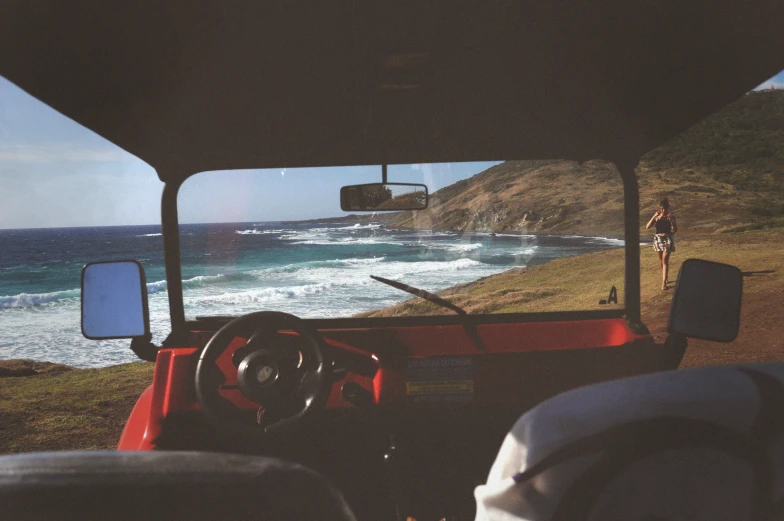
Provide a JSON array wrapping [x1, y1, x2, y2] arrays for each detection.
[[177, 162, 498, 225], [0, 76, 499, 229], [755, 71, 784, 90], [1, 69, 783, 229]]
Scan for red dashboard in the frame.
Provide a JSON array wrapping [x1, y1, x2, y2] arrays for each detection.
[[117, 317, 680, 451]]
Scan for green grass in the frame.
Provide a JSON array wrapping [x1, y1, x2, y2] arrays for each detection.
[[716, 217, 784, 233], [0, 362, 153, 453], [641, 90, 784, 193]]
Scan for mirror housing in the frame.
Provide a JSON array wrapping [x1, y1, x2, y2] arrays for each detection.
[[81, 260, 150, 340], [340, 183, 428, 211], [668, 258, 743, 342]]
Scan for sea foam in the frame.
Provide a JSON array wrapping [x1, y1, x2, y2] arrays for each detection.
[[235, 229, 282, 235], [0, 289, 80, 309]]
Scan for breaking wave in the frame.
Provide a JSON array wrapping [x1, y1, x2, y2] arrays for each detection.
[[560, 235, 624, 245], [2, 279, 173, 309], [0, 289, 81, 309], [193, 280, 357, 305], [0, 256, 484, 311], [351, 223, 383, 229], [191, 258, 486, 306], [426, 242, 484, 252], [146, 280, 169, 294], [235, 229, 282, 235]]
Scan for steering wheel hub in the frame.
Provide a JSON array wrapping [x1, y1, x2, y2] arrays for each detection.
[[256, 365, 276, 385], [237, 349, 289, 403]]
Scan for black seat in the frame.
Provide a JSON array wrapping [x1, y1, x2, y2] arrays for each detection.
[[0, 451, 356, 521]]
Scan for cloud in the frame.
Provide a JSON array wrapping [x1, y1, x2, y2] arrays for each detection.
[[0, 142, 132, 163]]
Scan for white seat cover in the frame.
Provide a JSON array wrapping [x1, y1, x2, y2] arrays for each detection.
[[475, 363, 784, 521]]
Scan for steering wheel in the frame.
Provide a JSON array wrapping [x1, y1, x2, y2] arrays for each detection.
[[195, 311, 331, 433]]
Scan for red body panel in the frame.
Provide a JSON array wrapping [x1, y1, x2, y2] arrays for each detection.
[[118, 348, 198, 450], [118, 318, 662, 450], [365, 318, 644, 356]]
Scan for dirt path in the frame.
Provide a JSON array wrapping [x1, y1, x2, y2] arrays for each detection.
[[640, 234, 784, 367]]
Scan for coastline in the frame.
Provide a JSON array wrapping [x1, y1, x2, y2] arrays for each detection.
[[384, 223, 629, 242], [1, 234, 782, 453]]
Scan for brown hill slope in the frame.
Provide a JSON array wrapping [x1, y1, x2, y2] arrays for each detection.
[[391, 158, 784, 235], [391, 159, 626, 235]]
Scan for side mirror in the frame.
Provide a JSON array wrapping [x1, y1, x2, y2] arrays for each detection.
[[81, 260, 150, 339], [668, 259, 743, 342], [340, 183, 428, 211]]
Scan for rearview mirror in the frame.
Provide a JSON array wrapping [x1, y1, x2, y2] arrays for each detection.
[[668, 259, 743, 342], [340, 183, 428, 211], [81, 260, 150, 339]]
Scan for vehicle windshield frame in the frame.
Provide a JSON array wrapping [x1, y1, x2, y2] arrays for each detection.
[[157, 163, 644, 340]]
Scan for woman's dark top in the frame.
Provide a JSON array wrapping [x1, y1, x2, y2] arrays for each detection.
[[655, 215, 672, 234]]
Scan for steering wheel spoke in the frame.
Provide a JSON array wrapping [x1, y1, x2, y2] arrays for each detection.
[[298, 370, 326, 408], [245, 324, 279, 348], [195, 311, 331, 434]]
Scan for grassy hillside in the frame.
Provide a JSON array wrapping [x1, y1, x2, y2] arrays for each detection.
[[642, 90, 784, 192], [0, 361, 153, 453], [638, 89, 784, 233], [392, 90, 784, 235]]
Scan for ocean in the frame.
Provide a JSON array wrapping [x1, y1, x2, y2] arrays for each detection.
[[0, 222, 624, 368]]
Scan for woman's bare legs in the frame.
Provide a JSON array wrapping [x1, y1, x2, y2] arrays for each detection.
[[657, 250, 665, 290], [662, 250, 671, 290]]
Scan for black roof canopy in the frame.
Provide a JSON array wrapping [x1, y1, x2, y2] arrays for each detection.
[[1, 1, 783, 182]]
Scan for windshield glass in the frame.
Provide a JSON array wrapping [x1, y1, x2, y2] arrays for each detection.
[[178, 161, 625, 319]]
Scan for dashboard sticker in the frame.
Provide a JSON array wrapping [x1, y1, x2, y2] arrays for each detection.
[[405, 356, 474, 404]]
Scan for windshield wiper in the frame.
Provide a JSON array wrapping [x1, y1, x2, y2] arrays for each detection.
[[370, 275, 467, 315], [370, 275, 486, 351]]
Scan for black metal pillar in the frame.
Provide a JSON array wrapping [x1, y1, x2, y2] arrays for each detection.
[[619, 161, 649, 335], [161, 180, 186, 339]]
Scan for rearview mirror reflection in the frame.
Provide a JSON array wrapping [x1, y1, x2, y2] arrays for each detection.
[[340, 183, 428, 212]]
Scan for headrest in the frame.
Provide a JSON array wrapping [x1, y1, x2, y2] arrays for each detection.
[[0, 451, 356, 521], [475, 363, 784, 521]]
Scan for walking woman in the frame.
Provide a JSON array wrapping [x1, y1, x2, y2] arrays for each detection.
[[646, 198, 677, 291]]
